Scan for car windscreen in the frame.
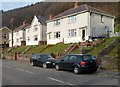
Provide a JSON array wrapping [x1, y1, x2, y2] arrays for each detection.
[[82, 55, 96, 61]]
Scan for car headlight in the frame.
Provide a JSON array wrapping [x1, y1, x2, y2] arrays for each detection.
[[46, 61, 51, 64]]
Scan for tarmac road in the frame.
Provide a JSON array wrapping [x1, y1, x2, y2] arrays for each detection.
[[2, 59, 119, 86]]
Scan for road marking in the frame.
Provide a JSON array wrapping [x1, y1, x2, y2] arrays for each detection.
[[3, 65, 12, 69], [16, 68, 35, 74], [47, 77, 73, 85]]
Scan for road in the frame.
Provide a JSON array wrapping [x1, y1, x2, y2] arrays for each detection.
[[2, 59, 119, 86]]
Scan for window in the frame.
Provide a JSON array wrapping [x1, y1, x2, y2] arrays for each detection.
[[69, 56, 77, 62], [101, 15, 104, 23], [68, 29, 77, 37], [83, 55, 96, 61], [54, 19, 61, 26], [68, 15, 76, 23], [28, 29, 30, 33], [27, 37, 30, 41], [16, 32, 19, 36], [63, 55, 69, 61], [34, 27, 38, 31], [16, 39, 19, 43], [54, 31, 60, 38], [34, 35, 38, 41], [3, 34, 7, 38], [4, 42, 7, 44]]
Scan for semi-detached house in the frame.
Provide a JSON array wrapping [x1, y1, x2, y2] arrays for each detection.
[[9, 22, 29, 47], [46, 3, 115, 45], [26, 16, 48, 46]]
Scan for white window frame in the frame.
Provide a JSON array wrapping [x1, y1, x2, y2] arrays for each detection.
[[54, 31, 60, 38], [54, 19, 61, 26], [68, 15, 77, 23], [27, 37, 30, 41], [68, 29, 77, 37], [34, 27, 38, 31]]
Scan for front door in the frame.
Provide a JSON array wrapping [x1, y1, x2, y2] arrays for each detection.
[[82, 30, 85, 40]]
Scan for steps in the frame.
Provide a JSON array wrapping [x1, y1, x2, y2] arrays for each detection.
[[97, 38, 120, 57], [22, 45, 32, 54], [64, 43, 78, 54], [40, 45, 53, 53]]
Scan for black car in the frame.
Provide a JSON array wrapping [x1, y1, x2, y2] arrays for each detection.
[[55, 54, 99, 74], [30, 53, 57, 68]]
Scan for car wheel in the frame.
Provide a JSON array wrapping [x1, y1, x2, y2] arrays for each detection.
[[43, 63, 47, 69], [55, 64, 60, 71], [30, 61, 34, 66], [73, 67, 79, 74]]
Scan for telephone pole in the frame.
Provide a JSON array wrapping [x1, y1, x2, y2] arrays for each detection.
[[10, 18, 14, 48]]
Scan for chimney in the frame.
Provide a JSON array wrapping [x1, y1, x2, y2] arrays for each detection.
[[49, 14, 53, 19], [23, 20, 26, 25], [74, 2, 79, 8]]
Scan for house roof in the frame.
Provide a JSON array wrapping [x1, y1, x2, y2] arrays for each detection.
[[0, 26, 11, 32], [13, 23, 30, 32], [36, 16, 48, 26], [49, 4, 114, 21]]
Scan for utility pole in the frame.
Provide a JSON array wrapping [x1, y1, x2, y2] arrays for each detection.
[[10, 18, 14, 48]]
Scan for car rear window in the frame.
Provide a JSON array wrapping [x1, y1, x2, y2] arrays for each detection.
[[82, 55, 96, 60]]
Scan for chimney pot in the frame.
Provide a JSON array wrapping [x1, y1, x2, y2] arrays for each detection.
[[74, 2, 79, 8], [49, 14, 53, 19]]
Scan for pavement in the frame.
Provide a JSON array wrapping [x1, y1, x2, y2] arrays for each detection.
[[2, 59, 119, 86]]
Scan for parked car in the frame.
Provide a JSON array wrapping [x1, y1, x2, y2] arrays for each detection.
[[55, 54, 99, 74], [30, 53, 57, 68]]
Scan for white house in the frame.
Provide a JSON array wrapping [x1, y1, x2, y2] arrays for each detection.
[[46, 3, 115, 45], [26, 15, 47, 46], [9, 22, 29, 47], [0, 26, 11, 48]]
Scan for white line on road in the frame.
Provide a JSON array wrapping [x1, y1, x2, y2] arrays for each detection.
[[16, 68, 35, 74], [47, 77, 74, 85], [3, 65, 12, 69]]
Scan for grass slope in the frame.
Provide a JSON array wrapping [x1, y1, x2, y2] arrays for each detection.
[[88, 37, 117, 56], [42, 44, 71, 53], [27, 45, 47, 54]]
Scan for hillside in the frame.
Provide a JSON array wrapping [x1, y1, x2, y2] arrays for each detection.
[[2, 2, 119, 29]]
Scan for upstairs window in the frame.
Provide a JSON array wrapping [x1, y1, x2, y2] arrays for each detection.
[[68, 29, 77, 37], [16, 39, 19, 43], [28, 29, 30, 33], [3, 34, 7, 38], [54, 19, 61, 26], [54, 31, 60, 38], [68, 15, 76, 23], [101, 15, 104, 23], [34, 27, 38, 31]]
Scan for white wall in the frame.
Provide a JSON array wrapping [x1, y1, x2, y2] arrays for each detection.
[[47, 12, 89, 45], [90, 12, 114, 37], [9, 30, 25, 47]]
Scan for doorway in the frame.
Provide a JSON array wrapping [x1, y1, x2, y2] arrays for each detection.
[[82, 30, 85, 40]]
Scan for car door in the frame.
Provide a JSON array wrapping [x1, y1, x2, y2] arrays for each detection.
[[36, 54, 44, 66], [59, 55, 69, 69], [67, 55, 77, 70]]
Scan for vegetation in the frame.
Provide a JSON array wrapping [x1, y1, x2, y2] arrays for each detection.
[[107, 44, 119, 58], [42, 44, 71, 53], [2, 2, 119, 30], [27, 45, 46, 54], [12, 46, 29, 53], [88, 37, 117, 56]]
